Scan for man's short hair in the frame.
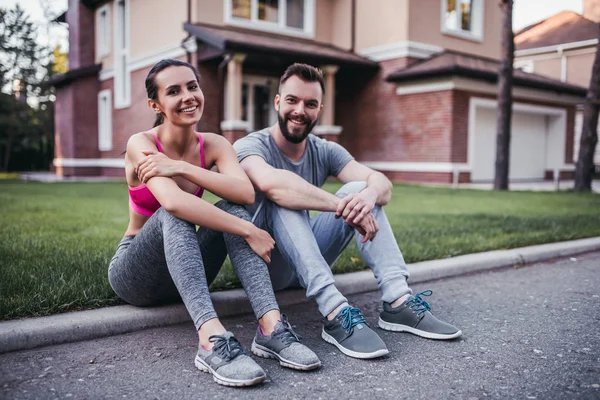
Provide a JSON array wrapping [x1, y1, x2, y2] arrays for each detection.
[[279, 63, 325, 95]]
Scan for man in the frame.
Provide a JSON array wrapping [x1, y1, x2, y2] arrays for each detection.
[[234, 63, 461, 359]]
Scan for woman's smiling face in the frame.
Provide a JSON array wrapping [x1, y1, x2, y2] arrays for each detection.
[[150, 65, 205, 126]]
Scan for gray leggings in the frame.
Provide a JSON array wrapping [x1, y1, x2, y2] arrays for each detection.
[[108, 200, 279, 330]]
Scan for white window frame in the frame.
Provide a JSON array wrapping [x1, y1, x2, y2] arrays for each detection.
[[95, 4, 110, 59], [224, 0, 315, 39], [98, 89, 113, 151], [114, 0, 131, 109], [440, 0, 484, 42]]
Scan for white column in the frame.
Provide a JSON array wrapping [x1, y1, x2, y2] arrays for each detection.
[[313, 65, 342, 139], [222, 53, 248, 131], [320, 65, 339, 126]]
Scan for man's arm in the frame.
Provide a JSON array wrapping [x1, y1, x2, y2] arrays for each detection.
[[240, 155, 340, 212], [335, 160, 393, 226], [337, 160, 393, 206]]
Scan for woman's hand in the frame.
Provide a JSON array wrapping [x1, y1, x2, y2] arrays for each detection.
[[244, 225, 275, 263], [136, 151, 182, 183]]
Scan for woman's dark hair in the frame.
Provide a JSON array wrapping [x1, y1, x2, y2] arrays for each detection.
[[145, 59, 201, 127]]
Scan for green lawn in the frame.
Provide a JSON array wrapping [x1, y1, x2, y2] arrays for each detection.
[[1, 180, 600, 320]]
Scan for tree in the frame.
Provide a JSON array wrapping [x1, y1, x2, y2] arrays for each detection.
[[494, 0, 514, 190], [0, 5, 47, 171], [574, 26, 600, 192], [0, 4, 56, 172]]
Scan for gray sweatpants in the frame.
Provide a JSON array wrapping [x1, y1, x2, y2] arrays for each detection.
[[108, 200, 279, 330]]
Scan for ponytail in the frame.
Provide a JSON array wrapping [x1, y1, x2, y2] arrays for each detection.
[[153, 113, 164, 127]]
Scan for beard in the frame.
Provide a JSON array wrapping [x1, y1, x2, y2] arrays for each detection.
[[278, 111, 318, 144]]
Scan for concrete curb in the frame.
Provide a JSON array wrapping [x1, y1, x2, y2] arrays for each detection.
[[2, 237, 599, 354]]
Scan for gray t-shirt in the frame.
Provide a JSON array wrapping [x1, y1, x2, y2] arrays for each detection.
[[234, 128, 354, 214]]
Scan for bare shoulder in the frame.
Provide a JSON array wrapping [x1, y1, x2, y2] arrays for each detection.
[[199, 132, 231, 148], [127, 131, 156, 148], [126, 131, 158, 165]]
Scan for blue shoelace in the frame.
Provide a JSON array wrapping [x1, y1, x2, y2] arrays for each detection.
[[209, 334, 245, 361], [405, 290, 433, 316], [337, 306, 368, 334]]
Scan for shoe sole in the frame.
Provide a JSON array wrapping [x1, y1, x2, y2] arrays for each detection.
[[251, 339, 321, 371], [378, 317, 462, 340], [321, 329, 389, 359], [194, 355, 266, 387]]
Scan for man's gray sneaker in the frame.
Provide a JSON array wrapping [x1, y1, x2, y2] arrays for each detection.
[[322, 305, 389, 359], [378, 290, 462, 340], [194, 332, 266, 387], [251, 314, 321, 371]]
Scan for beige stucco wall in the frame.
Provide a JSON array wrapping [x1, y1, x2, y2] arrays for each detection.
[[314, 0, 351, 49], [533, 57, 563, 80], [355, 0, 409, 52], [194, 0, 224, 25], [129, 0, 188, 59], [314, 0, 334, 44], [408, 0, 501, 59], [330, 0, 352, 49], [566, 52, 596, 87]]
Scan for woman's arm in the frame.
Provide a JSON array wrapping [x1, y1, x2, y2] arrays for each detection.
[[136, 134, 255, 205], [127, 134, 274, 261]]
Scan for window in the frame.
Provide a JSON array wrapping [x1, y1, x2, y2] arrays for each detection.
[[441, 0, 483, 41], [226, 0, 314, 37], [114, 0, 130, 108], [98, 90, 112, 151], [241, 76, 278, 131], [96, 4, 110, 59]]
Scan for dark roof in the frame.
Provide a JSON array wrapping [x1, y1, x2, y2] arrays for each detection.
[[515, 11, 599, 51], [184, 23, 378, 69], [386, 51, 587, 97], [47, 64, 101, 88], [81, 0, 109, 9]]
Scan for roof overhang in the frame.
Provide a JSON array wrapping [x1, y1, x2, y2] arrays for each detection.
[[387, 60, 587, 97], [47, 64, 102, 88], [184, 23, 378, 70]]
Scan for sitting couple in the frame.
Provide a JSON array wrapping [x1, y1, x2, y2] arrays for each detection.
[[109, 59, 461, 387]]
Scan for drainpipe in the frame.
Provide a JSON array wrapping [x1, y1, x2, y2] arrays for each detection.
[[217, 54, 232, 135], [350, 0, 356, 53], [181, 0, 192, 63]]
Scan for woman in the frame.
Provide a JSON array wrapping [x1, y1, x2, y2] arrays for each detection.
[[108, 59, 320, 388]]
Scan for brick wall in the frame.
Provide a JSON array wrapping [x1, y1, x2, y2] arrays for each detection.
[[196, 60, 220, 134], [337, 58, 456, 164]]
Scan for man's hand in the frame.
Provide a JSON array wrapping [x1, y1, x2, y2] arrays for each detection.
[[345, 211, 379, 243], [335, 188, 378, 225], [136, 151, 181, 183]]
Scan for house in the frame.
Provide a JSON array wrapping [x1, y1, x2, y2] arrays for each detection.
[[514, 0, 600, 167], [51, 0, 587, 183]]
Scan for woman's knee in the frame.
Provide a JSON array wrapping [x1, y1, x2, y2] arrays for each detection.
[[215, 200, 252, 221], [336, 181, 367, 197], [154, 207, 195, 230]]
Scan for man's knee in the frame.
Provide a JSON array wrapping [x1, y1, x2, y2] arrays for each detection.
[[336, 181, 367, 197]]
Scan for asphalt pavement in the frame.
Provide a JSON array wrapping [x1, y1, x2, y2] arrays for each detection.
[[1, 251, 599, 399]]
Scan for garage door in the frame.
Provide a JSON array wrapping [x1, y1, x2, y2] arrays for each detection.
[[472, 108, 547, 182]]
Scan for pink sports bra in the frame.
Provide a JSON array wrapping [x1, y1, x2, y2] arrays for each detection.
[[128, 132, 205, 217]]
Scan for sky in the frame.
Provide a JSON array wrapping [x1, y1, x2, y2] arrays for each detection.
[[0, 0, 587, 49]]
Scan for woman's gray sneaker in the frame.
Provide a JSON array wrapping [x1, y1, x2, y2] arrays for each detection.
[[322, 305, 389, 359], [251, 314, 321, 371], [194, 332, 266, 387], [378, 290, 462, 340]]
